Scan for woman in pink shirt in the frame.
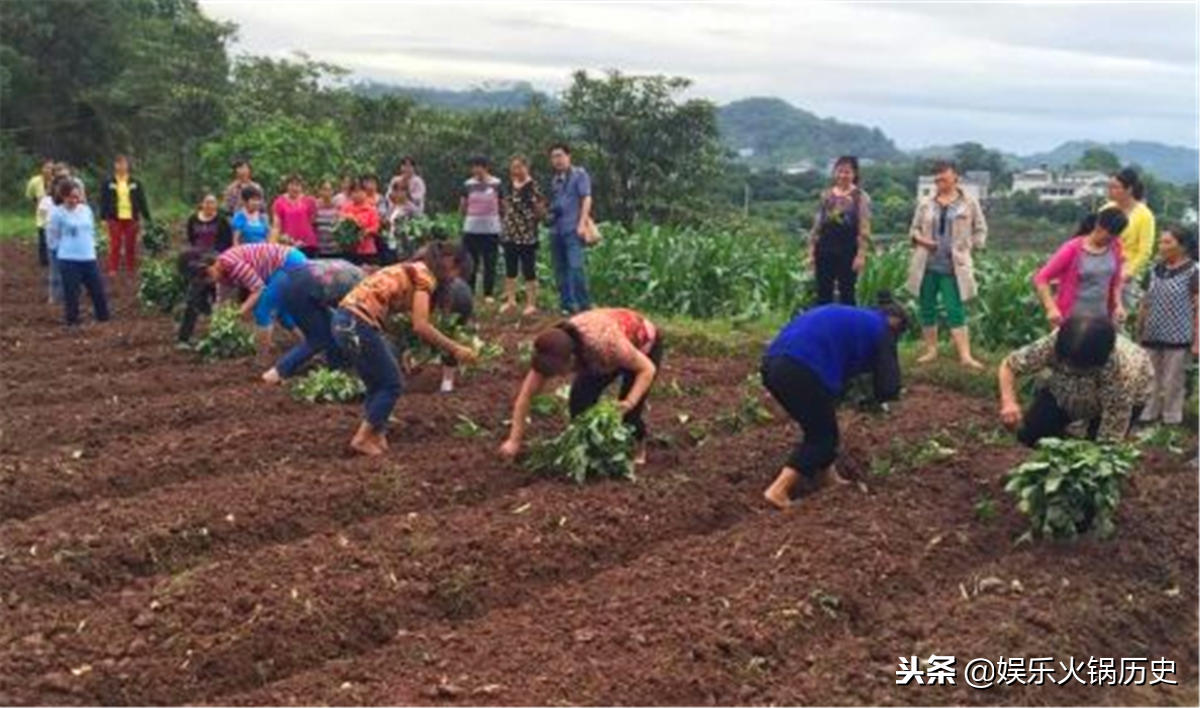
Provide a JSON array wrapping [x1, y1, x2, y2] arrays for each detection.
[[272, 175, 319, 256], [1034, 207, 1129, 328]]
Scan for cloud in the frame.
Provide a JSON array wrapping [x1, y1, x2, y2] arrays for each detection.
[[199, 0, 1198, 152]]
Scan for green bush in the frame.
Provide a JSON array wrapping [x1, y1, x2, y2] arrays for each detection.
[[1003, 438, 1139, 542], [141, 221, 172, 256], [137, 258, 186, 314], [290, 367, 364, 403], [195, 305, 255, 360], [526, 400, 636, 484], [333, 218, 362, 252]]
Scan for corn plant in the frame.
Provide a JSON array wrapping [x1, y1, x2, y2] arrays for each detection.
[[526, 400, 635, 484], [195, 305, 255, 360], [970, 253, 1044, 350], [137, 258, 185, 314], [290, 367, 364, 403], [1003, 438, 1139, 542], [141, 221, 171, 256]]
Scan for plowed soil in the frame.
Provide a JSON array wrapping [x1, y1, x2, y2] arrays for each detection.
[[1, 241, 1196, 706]]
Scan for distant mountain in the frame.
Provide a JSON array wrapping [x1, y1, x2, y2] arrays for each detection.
[[717, 97, 904, 168], [1017, 140, 1198, 184], [350, 80, 552, 111]]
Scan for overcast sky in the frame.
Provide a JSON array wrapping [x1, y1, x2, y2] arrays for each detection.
[[199, 1, 1199, 154]]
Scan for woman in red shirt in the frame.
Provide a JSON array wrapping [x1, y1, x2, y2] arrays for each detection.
[[338, 178, 380, 265]]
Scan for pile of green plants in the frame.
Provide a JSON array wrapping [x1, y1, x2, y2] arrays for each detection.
[[526, 400, 636, 484], [195, 305, 256, 360], [389, 314, 501, 368], [333, 218, 363, 252], [290, 367, 364, 403], [141, 221, 172, 256], [1004, 437, 1139, 542], [137, 258, 185, 314]]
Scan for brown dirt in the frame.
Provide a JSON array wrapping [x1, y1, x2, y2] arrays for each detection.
[[0, 241, 1195, 706]]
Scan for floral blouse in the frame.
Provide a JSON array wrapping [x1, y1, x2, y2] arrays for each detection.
[[569, 308, 658, 374], [502, 179, 544, 246], [1007, 333, 1154, 441], [339, 262, 437, 330]]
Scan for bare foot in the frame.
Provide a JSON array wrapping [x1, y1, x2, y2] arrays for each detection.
[[817, 465, 849, 489], [917, 348, 938, 364], [350, 435, 385, 457], [633, 443, 647, 466], [763, 486, 793, 510], [499, 300, 516, 314], [960, 357, 985, 370], [522, 305, 538, 317]]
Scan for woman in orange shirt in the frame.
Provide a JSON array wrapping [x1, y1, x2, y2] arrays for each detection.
[[338, 178, 381, 265], [332, 242, 478, 455]]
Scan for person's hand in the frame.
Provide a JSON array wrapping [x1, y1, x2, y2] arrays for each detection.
[[1000, 401, 1022, 429], [498, 438, 521, 460], [617, 398, 635, 415], [852, 252, 866, 273], [1113, 305, 1127, 326], [400, 351, 417, 374], [1046, 306, 1063, 329], [917, 237, 937, 252], [455, 344, 478, 365], [261, 368, 282, 385]]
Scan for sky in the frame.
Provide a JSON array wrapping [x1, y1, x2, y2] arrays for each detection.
[[198, 0, 1199, 154]]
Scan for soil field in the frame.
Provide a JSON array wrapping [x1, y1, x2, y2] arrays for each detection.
[[0, 242, 1196, 706]]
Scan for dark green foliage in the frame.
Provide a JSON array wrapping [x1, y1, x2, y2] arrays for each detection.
[[195, 305, 254, 360], [333, 218, 362, 252], [141, 220, 171, 256], [137, 257, 185, 314], [527, 400, 636, 484]]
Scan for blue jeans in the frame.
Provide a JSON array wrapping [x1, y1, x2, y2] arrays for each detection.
[[58, 259, 110, 325], [549, 228, 591, 313], [275, 269, 345, 378], [333, 309, 403, 431], [253, 250, 308, 328]]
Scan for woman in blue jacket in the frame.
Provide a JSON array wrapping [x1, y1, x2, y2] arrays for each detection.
[[761, 293, 910, 510]]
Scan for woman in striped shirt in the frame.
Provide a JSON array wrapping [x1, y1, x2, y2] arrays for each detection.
[[499, 308, 663, 466], [332, 243, 478, 456]]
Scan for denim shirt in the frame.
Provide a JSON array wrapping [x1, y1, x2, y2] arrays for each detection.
[[549, 166, 591, 234]]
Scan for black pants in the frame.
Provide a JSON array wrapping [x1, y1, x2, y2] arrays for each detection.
[[569, 337, 664, 441], [463, 232, 499, 297], [761, 355, 838, 478], [502, 242, 538, 281], [1018, 388, 1143, 448], [177, 281, 215, 343], [814, 247, 857, 306], [37, 228, 48, 267], [59, 259, 110, 326]]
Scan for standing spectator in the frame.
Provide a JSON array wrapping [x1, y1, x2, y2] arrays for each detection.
[[314, 180, 341, 257], [338, 178, 381, 264], [460, 156, 504, 302], [332, 174, 354, 209], [548, 143, 593, 314], [1138, 225, 1198, 426], [49, 181, 109, 326], [186, 194, 233, 254], [810, 156, 872, 305], [223, 159, 262, 216], [379, 177, 409, 263], [500, 155, 545, 315], [28, 159, 54, 266], [40, 178, 63, 304], [905, 160, 987, 369], [231, 187, 271, 245], [1105, 167, 1156, 304], [390, 157, 426, 218], [1034, 207, 1128, 327], [98, 154, 151, 277], [272, 175, 319, 255]]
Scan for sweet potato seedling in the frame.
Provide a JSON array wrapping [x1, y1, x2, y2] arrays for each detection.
[[526, 400, 636, 484]]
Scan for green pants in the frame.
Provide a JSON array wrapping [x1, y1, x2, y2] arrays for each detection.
[[919, 271, 966, 328]]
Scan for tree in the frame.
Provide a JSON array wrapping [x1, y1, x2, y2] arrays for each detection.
[[1077, 147, 1121, 173], [562, 70, 726, 226], [197, 116, 345, 198]]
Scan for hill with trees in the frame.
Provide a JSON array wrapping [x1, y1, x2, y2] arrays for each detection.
[[717, 97, 904, 167]]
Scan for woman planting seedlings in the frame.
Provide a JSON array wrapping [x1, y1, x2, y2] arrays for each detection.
[[998, 315, 1153, 447], [499, 308, 663, 466], [761, 295, 909, 510], [261, 258, 366, 384], [332, 243, 478, 456]]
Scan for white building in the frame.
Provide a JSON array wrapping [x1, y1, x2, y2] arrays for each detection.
[[1011, 168, 1108, 202], [917, 170, 991, 202]]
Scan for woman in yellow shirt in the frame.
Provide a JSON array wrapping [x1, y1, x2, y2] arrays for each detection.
[[1105, 167, 1156, 284], [99, 155, 151, 277]]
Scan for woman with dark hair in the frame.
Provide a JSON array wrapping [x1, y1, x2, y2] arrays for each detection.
[[1138, 225, 1198, 426], [223, 159, 262, 216], [1034, 206, 1128, 327], [499, 308, 663, 465], [390, 157, 426, 218], [500, 155, 546, 316], [460, 156, 504, 302], [1106, 167, 1157, 292], [809, 155, 872, 305], [50, 180, 110, 326], [998, 315, 1153, 447], [759, 294, 909, 510], [98, 154, 151, 277], [332, 242, 478, 455], [231, 186, 270, 245], [261, 258, 365, 384], [186, 194, 233, 254], [272, 175, 318, 255]]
